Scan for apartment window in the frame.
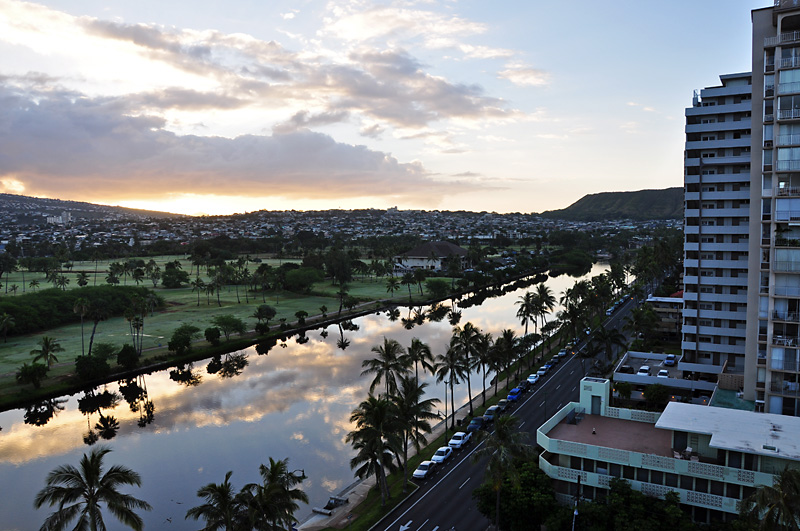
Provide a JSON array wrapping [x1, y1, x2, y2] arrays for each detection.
[[700, 287, 713, 293], [702, 152, 716, 158], [700, 237, 714, 243], [701, 135, 716, 141], [701, 118, 717, 124], [701, 169, 716, 175], [699, 336, 713, 343], [700, 270, 715, 277], [699, 303, 714, 310], [701, 220, 716, 226], [699, 319, 713, 326]]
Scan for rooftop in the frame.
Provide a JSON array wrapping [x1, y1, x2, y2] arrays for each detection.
[[547, 414, 673, 458], [656, 402, 800, 461]]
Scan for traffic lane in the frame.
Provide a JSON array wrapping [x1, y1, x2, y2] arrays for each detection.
[[380, 354, 587, 530]]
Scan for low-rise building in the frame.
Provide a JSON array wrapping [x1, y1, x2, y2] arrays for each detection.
[[537, 378, 800, 524]]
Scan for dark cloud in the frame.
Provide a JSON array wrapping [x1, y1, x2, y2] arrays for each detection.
[[0, 84, 486, 204], [359, 124, 384, 139], [272, 109, 350, 135]]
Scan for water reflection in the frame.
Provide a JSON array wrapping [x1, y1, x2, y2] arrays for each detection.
[[0, 265, 607, 529]]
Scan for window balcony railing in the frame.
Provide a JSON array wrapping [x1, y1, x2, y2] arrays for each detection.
[[778, 134, 800, 146], [774, 286, 800, 297], [778, 108, 800, 120], [770, 381, 800, 395], [765, 30, 800, 47], [773, 310, 800, 322], [772, 334, 800, 347], [779, 82, 800, 95], [775, 238, 800, 247], [771, 358, 800, 372], [766, 113, 775, 122], [773, 260, 800, 272], [775, 210, 800, 221], [781, 56, 800, 69], [776, 185, 800, 195], [777, 160, 800, 171]]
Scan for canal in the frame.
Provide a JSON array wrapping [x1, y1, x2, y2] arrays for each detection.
[[0, 264, 607, 529]]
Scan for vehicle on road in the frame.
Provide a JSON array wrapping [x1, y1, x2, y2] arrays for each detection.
[[527, 374, 539, 385], [637, 366, 651, 376], [516, 380, 531, 392], [657, 369, 670, 379], [467, 417, 485, 433], [413, 460, 437, 479], [448, 431, 471, 449], [536, 368, 547, 377], [497, 399, 510, 411], [663, 354, 677, 367], [507, 388, 522, 402], [431, 446, 453, 463], [483, 405, 500, 423], [543, 362, 554, 372]]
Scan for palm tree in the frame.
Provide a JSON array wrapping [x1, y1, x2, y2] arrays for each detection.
[[86, 298, 110, 358], [392, 375, 439, 493], [474, 332, 494, 405], [244, 457, 309, 530], [451, 322, 484, 416], [593, 326, 627, 362], [514, 291, 536, 337], [76, 271, 90, 287], [73, 297, 89, 356], [31, 336, 64, 369], [435, 339, 468, 432], [186, 470, 247, 530], [401, 271, 415, 302], [191, 277, 206, 307], [34, 446, 152, 531], [30, 278, 40, 292], [740, 468, 800, 531], [471, 415, 535, 531], [493, 328, 518, 385], [405, 338, 435, 385], [534, 283, 556, 334], [386, 277, 400, 298], [0, 312, 14, 343], [346, 395, 401, 507], [361, 337, 410, 396]]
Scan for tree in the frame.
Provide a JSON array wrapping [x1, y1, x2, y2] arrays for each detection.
[[31, 336, 64, 369], [76, 271, 90, 287], [75, 355, 111, 382], [514, 291, 536, 337], [534, 283, 556, 333], [471, 415, 535, 531], [405, 338, 435, 385], [86, 298, 110, 358], [185, 471, 248, 530], [740, 468, 800, 531], [425, 278, 450, 299], [34, 446, 152, 531], [593, 326, 627, 362], [168, 324, 201, 356], [244, 457, 309, 530], [0, 311, 14, 343], [117, 344, 140, 370], [435, 338, 468, 432], [392, 375, 439, 493], [284, 267, 323, 293], [451, 322, 484, 416], [191, 277, 206, 307], [211, 315, 247, 341], [401, 272, 415, 301], [162, 267, 190, 289], [642, 383, 670, 410], [205, 327, 222, 346], [386, 277, 400, 298], [73, 297, 90, 356], [16, 362, 48, 389], [361, 337, 410, 396], [346, 395, 401, 507]]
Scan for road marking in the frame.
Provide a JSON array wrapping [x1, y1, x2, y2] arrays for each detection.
[[459, 478, 470, 489], [572, 386, 576, 393], [519, 421, 525, 428], [399, 521, 412, 531], [556, 384, 561, 390], [570, 370, 574, 375], [539, 401, 545, 408], [415, 519, 429, 531], [432, 527, 439, 531]]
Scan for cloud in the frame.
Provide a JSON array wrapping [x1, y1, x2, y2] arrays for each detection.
[[272, 109, 351, 134], [360, 123, 385, 138], [0, 84, 487, 205], [498, 65, 549, 87]]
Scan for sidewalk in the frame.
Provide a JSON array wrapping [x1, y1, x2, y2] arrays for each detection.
[[298, 339, 562, 530]]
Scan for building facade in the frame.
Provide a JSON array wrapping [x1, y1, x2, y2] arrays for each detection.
[[537, 378, 800, 523], [683, 73, 752, 382], [746, 2, 800, 415]]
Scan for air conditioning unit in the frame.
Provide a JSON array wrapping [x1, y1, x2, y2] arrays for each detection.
[[765, 140, 773, 148]]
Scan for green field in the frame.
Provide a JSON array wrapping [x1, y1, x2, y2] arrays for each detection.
[[0, 254, 431, 396]]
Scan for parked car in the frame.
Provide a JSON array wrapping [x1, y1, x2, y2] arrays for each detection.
[[483, 405, 500, 423], [618, 365, 634, 374], [517, 380, 531, 392], [663, 354, 677, 367], [543, 362, 554, 372], [413, 460, 436, 479], [431, 446, 453, 463], [527, 374, 539, 385], [507, 388, 522, 402], [637, 366, 651, 376], [536, 368, 547, 377], [657, 369, 670, 379], [448, 431, 471, 449], [467, 417, 485, 432], [497, 399, 510, 412]]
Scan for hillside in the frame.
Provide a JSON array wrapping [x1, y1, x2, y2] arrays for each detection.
[[0, 193, 182, 225], [538, 187, 683, 221]]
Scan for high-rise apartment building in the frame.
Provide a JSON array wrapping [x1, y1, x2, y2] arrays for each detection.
[[683, 74, 752, 380], [746, 1, 800, 416]]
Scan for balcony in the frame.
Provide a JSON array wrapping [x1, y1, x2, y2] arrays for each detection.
[[777, 134, 800, 146], [765, 30, 800, 47], [773, 310, 800, 322], [775, 185, 800, 196], [779, 82, 800, 95], [772, 334, 800, 347], [770, 381, 800, 396], [781, 56, 800, 69], [779, 108, 800, 120], [774, 261, 800, 272], [774, 286, 800, 296], [774, 210, 800, 221], [775, 238, 800, 248], [771, 358, 800, 372]]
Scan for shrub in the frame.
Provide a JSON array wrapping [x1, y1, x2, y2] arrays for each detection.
[[117, 344, 139, 370], [75, 355, 111, 381], [204, 327, 221, 346]]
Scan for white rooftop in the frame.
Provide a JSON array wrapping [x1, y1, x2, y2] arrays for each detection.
[[656, 402, 800, 461]]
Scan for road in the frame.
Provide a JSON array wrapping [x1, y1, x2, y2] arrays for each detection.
[[374, 296, 638, 531]]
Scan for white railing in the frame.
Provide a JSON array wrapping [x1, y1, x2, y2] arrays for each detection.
[[777, 160, 800, 171], [765, 30, 800, 47], [778, 108, 800, 120], [779, 82, 800, 94], [781, 56, 800, 69]]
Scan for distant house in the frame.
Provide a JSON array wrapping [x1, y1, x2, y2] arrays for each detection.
[[395, 241, 468, 272]]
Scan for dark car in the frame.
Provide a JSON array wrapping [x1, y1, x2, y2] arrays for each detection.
[[663, 354, 677, 367], [483, 405, 500, 423], [618, 365, 634, 374], [516, 380, 531, 392], [467, 417, 486, 432]]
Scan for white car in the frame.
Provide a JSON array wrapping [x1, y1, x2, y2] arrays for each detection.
[[637, 366, 651, 376], [431, 446, 453, 464], [527, 374, 539, 385], [412, 460, 436, 479], [448, 431, 472, 449], [657, 369, 670, 379]]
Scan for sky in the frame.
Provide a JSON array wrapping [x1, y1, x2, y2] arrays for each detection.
[[0, 0, 768, 216]]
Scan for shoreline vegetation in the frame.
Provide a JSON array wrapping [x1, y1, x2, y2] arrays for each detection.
[[0, 251, 584, 410]]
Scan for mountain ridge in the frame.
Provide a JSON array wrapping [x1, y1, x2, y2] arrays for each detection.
[[538, 187, 683, 221]]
